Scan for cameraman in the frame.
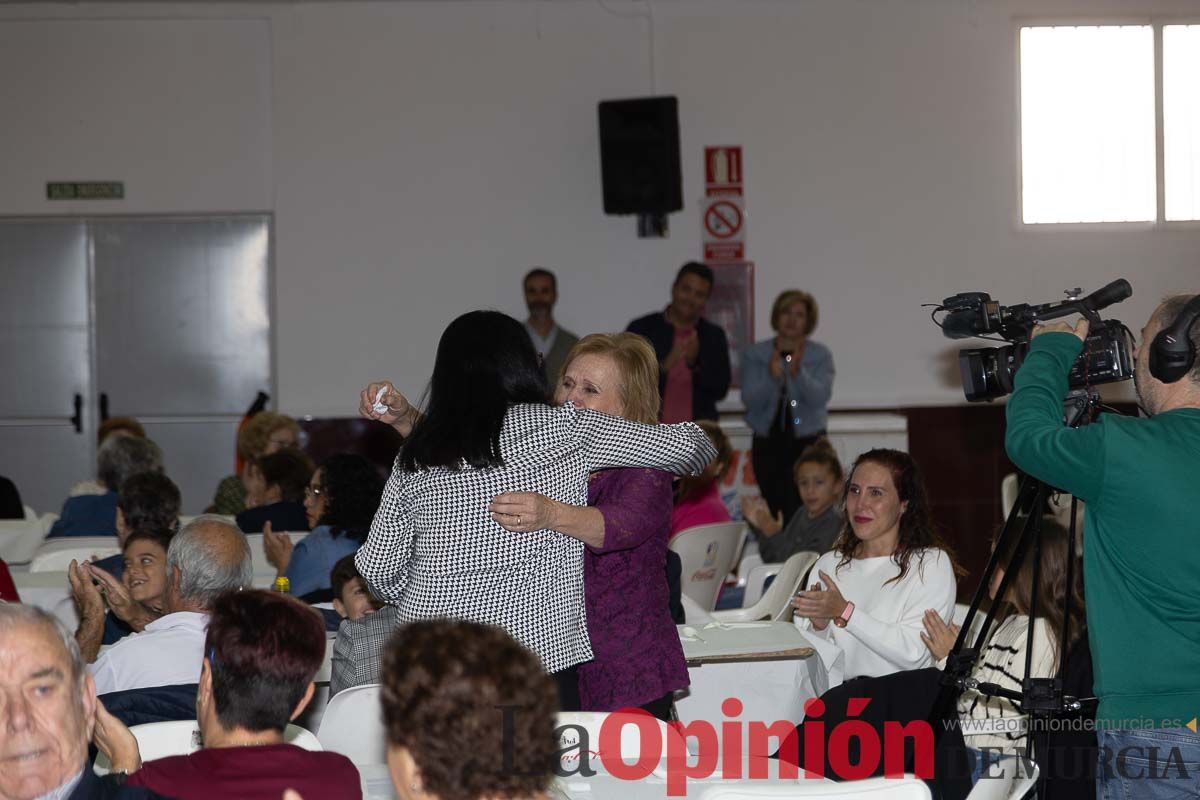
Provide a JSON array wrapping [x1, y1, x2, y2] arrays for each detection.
[[1005, 295, 1200, 798]]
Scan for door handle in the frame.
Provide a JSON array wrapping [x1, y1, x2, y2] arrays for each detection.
[[99, 392, 109, 422], [70, 393, 83, 433]]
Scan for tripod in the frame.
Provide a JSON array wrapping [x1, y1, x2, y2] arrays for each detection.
[[928, 388, 1100, 798]]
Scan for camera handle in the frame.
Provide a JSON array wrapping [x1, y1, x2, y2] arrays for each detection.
[[928, 390, 1099, 799]]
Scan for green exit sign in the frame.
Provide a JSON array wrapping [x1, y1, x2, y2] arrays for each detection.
[[47, 182, 125, 200]]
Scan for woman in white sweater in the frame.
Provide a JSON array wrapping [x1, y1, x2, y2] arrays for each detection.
[[792, 448, 958, 678]]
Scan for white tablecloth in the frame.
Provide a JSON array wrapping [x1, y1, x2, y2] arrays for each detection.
[[675, 621, 825, 757]]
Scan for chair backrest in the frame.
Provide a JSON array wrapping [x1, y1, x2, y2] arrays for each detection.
[[742, 561, 780, 609], [0, 518, 52, 564], [759, 550, 819, 621], [669, 522, 746, 611], [713, 550, 819, 623], [1000, 473, 1019, 517], [317, 683, 386, 765], [243, 531, 309, 575], [30, 537, 120, 572], [94, 720, 321, 774], [698, 775, 932, 798], [964, 756, 1039, 800]]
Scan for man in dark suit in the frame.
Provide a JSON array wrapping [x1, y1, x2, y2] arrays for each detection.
[[0, 604, 163, 799], [627, 261, 732, 422]]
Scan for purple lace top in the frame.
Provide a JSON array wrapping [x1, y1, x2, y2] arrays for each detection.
[[577, 468, 690, 711]]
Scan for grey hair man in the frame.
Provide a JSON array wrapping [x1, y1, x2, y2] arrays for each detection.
[[1006, 293, 1200, 799], [0, 604, 162, 800], [89, 515, 253, 696]]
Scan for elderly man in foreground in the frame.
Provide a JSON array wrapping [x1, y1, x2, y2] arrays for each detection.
[[0, 604, 164, 800], [89, 514, 253, 695]]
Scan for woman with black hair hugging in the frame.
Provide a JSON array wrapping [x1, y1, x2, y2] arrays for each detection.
[[355, 310, 716, 708]]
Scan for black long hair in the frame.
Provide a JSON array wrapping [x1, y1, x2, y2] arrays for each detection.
[[318, 453, 385, 542], [400, 311, 548, 471]]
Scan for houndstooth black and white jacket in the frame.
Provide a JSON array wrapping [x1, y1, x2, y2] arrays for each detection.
[[355, 402, 716, 673]]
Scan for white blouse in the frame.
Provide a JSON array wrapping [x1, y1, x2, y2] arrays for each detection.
[[800, 548, 957, 679], [356, 402, 716, 673]]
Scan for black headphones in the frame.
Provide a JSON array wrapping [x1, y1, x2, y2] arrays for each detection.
[[1149, 295, 1200, 383]]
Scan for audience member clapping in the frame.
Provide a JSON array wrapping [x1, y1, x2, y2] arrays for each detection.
[[88, 515, 252, 695], [379, 619, 558, 800], [50, 435, 164, 539], [331, 553, 382, 622], [0, 604, 165, 800], [740, 290, 834, 522], [792, 448, 958, 678], [741, 439, 845, 563], [264, 453, 383, 600], [72, 526, 174, 663], [208, 411, 300, 516], [94, 589, 361, 800], [236, 448, 314, 534], [68, 472, 181, 654]]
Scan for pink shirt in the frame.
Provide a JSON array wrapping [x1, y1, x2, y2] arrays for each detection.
[[662, 327, 695, 423], [670, 481, 732, 538]]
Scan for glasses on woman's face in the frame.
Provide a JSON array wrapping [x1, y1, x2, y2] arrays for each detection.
[[304, 484, 324, 499]]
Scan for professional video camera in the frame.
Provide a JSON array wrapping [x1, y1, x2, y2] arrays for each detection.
[[931, 279, 1135, 402]]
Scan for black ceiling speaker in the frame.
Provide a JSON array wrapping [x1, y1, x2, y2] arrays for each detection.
[[598, 96, 683, 218]]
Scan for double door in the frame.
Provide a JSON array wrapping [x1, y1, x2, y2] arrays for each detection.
[[0, 216, 272, 514]]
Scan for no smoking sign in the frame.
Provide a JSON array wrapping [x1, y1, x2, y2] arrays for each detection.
[[702, 197, 745, 261]]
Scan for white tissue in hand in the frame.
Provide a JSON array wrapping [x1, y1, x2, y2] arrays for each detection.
[[372, 386, 389, 415]]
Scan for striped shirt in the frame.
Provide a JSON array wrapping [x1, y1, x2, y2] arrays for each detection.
[[957, 614, 1056, 755]]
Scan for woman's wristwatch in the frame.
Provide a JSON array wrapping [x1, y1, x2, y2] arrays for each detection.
[[833, 601, 855, 628]]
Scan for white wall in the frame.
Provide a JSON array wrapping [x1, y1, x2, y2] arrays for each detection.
[[2, 0, 1198, 417]]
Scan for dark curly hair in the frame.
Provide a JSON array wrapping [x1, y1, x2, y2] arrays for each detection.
[[317, 454, 384, 542], [117, 473, 181, 537], [381, 620, 558, 800], [832, 448, 959, 585]]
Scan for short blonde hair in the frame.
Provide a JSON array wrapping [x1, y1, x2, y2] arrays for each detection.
[[559, 333, 660, 424], [770, 290, 819, 335], [236, 412, 300, 462]]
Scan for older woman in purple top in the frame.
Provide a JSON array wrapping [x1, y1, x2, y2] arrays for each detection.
[[490, 333, 688, 720]]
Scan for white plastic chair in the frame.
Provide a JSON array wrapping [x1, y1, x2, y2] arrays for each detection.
[[244, 531, 309, 575], [711, 551, 819, 623], [669, 522, 746, 611], [1000, 473, 1019, 517], [742, 561, 780, 608], [699, 775, 932, 798], [317, 683, 386, 765], [0, 517, 53, 564], [23, 504, 37, 520], [29, 537, 120, 572], [94, 720, 320, 773], [965, 756, 1038, 800]]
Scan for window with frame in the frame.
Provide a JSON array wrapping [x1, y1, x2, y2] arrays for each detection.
[[1020, 23, 1200, 224]]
